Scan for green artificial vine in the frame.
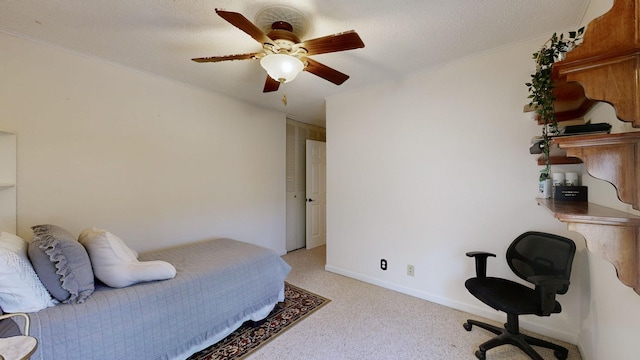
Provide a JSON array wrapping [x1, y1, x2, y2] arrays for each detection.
[[526, 27, 584, 181]]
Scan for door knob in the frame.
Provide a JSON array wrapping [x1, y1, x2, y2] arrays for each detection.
[[307, 198, 315, 202]]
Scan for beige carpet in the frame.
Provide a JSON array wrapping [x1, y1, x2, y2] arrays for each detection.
[[246, 245, 582, 360]]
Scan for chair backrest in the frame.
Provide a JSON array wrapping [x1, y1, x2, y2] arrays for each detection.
[[507, 231, 576, 295]]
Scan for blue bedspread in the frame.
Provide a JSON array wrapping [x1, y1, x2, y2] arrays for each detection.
[[28, 238, 291, 360]]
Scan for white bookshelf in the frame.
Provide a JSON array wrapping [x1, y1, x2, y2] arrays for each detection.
[[0, 129, 16, 233]]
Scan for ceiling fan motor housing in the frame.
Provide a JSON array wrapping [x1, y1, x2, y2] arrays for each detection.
[[268, 28, 300, 43]]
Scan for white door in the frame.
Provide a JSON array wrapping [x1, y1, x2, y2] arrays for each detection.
[[305, 140, 326, 249], [285, 123, 308, 252]]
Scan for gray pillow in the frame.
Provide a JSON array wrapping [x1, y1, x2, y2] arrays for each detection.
[[28, 224, 94, 303]]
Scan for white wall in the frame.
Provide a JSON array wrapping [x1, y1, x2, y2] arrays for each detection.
[[0, 31, 287, 254], [326, 0, 640, 359], [325, 37, 585, 343]]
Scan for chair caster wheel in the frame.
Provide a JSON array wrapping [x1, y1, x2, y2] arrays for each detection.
[[554, 350, 568, 360], [463, 322, 472, 331], [475, 350, 486, 360]]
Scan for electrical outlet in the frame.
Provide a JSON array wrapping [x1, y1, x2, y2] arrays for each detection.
[[380, 259, 387, 271], [407, 264, 415, 276]]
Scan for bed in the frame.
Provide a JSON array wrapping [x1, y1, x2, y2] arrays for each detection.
[[26, 237, 291, 360]]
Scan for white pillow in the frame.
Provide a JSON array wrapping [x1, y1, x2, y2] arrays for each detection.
[[78, 228, 176, 288], [0, 232, 56, 312]]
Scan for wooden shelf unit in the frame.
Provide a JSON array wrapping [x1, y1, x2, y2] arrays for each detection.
[[534, 140, 583, 165], [536, 155, 581, 166], [552, 0, 640, 126], [524, 82, 597, 123], [552, 132, 640, 211], [534, 0, 640, 295]]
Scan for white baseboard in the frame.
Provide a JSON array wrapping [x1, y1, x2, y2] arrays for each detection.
[[325, 264, 579, 345]]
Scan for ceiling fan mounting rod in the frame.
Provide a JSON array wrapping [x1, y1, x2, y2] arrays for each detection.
[[271, 21, 293, 32]]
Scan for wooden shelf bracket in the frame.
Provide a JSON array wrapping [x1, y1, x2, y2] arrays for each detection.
[[538, 199, 640, 295], [570, 223, 640, 293]]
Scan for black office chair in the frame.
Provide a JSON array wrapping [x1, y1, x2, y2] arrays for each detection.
[[463, 231, 576, 360]]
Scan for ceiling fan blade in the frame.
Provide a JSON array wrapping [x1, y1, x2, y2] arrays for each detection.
[[263, 76, 281, 93], [299, 30, 365, 56], [192, 53, 261, 63], [304, 58, 349, 85], [215, 9, 274, 45]]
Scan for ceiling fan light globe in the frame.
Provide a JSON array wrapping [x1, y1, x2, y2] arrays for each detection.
[[260, 54, 304, 83]]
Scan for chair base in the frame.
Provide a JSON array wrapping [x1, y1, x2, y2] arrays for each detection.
[[463, 317, 568, 360]]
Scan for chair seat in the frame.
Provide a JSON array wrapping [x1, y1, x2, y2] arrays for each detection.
[[0, 335, 38, 360], [465, 277, 561, 316]]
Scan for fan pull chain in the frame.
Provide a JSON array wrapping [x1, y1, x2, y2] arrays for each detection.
[[282, 92, 287, 106]]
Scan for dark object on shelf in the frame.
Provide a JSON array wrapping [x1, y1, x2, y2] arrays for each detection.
[[562, 122, 611, 135], [554, 186, 588, 201], [463, 232, 576, 360], [529, 140, 544, 154]]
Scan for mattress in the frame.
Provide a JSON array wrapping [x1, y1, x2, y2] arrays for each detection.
[[27, 238, 291, 360]]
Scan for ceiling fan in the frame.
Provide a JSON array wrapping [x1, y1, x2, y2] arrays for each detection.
[[192, 6, 365, 93]]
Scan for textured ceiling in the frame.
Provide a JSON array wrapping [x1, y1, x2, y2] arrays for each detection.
[[0, 0, 590, 127]]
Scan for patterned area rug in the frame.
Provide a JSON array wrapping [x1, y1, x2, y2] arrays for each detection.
[[187, 282, 330, 360]]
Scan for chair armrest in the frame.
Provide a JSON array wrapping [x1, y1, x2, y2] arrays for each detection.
[[528, 275, 570, 315], [0, 313, 30, 336], [466, 251, 496, 278]]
